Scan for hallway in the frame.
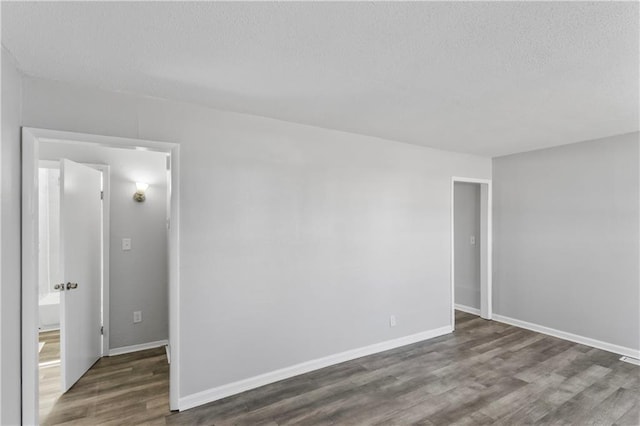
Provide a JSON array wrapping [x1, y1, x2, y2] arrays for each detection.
[[41, 347, 168, 425]]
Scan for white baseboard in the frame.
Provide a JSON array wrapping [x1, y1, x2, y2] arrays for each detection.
[[492, 314, 640, 359], [454, 304, 481, 316], [620, 356, 640, 366], [39, 325, 60, 332], [38, 360, 60, 369], [108, 339, 168, 356], [179, 325, 453, 411]]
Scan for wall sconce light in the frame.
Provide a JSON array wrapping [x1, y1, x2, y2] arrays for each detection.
[[133, 182, 149, 202]]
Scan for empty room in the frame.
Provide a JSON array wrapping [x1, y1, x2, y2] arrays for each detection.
[[1, 1, 638, 425]]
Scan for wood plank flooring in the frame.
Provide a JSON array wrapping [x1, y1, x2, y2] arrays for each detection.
[[42, 311, 639, 425], [40, 329, 61, 364], [40, 329, 63, 421]]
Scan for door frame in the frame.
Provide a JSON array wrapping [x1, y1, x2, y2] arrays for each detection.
[[451, 177, 492, 327], [22, 128, 181, 425], [39, 160, 111, 357]]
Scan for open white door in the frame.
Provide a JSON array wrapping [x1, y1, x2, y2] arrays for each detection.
[[59, 159, 103, 392]]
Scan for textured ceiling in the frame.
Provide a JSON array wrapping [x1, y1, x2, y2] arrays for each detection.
[[2, 2, 638, 157]]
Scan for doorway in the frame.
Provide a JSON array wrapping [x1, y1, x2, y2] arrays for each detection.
[[451, 177, 492, 327], [36, 160, 109, 421], [22, 128, 181, 425]]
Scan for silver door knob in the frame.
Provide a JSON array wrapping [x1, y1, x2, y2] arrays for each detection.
[[66, 282, 78, 290], [53, 283, 65, 291]]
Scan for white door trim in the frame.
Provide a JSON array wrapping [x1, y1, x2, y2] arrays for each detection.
[[93, 164, 111, 357], [22, 128, 181, 425], [451, 176, 493, 328]]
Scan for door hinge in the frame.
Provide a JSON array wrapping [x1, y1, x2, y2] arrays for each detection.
[[100, 326, 104, 335], [166, 156, 171, 171], [100, 191, 104, 200]]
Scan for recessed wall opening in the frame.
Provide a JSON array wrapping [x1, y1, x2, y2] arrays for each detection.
[[22, 128, 181, 425], [451, 177, 492, 326]]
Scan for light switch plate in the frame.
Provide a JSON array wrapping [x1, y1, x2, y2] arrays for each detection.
[[122, 238, 132, 251]]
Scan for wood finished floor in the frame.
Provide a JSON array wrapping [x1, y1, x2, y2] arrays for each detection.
[[42, 311, 639, 425], [40, 329, 61, 364], [40, 329, 63, 421]]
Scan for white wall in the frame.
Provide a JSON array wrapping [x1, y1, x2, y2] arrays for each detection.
[[39, 142, 169, 350], [493, 132, 640, 352], [20, 76, 491, 403], [1, 47, 23, 425], [454, 182, 481, 310]]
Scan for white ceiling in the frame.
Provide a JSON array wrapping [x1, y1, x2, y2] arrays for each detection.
[[2, 2, 638, 157]]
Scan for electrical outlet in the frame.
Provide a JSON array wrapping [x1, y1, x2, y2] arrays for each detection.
[[389, 315, 397, 327], [122, 238, 132, 251], [133, 311, 142, 323]]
